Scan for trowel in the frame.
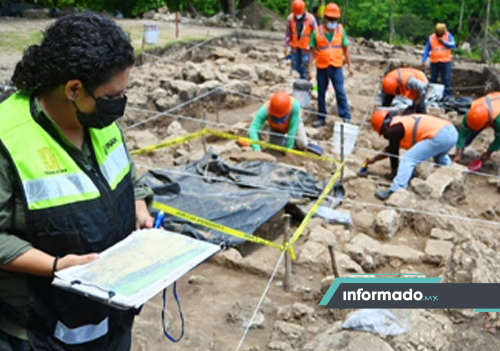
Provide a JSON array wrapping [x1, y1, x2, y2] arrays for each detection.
[[307, 143, 324, 155], [358, 156, 370, 175]]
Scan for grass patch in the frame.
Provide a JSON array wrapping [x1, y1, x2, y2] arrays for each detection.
[[0, 30, 43, 53]]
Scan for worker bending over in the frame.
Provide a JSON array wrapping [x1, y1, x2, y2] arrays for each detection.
[[380, 68, 428, 115], [249, 91, 308, 151], [367, 110, 457, 200], [453, 92, 500, 169]]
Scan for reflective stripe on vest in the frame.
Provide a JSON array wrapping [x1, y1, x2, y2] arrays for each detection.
[[266, 97, 294, 133], [429, 32, 452, 63], [471, 92, 500, 126], [289, 13, 313, 50], [389, 68, 427, 101], [315, 24, 343, 69], [54, 317, 109, 345], [390, 114, 451, 149], [0, 93, 130, 210]]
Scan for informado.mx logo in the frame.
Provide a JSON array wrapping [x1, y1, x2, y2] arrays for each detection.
[[343, 288, 438, 302]]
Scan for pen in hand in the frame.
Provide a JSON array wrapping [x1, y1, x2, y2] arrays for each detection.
[[153, 211, 164, 229]]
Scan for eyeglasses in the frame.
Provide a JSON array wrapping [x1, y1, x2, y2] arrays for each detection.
[[324, 17, 338, 22]]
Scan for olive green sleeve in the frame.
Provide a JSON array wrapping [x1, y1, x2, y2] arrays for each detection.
[[0, 151, 32, 265], [127, 149, 154, 205]]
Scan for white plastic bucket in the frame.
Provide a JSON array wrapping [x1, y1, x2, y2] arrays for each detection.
[[292, 79, 312, 108], [143, 24, 160, 45], [426, 83, 445, 100], [332, 122, 359, 155]]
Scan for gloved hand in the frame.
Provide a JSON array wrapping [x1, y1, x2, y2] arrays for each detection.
[[283, 47, 290, 57]]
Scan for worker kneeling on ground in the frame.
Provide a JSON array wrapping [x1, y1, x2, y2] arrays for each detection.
[[380, 68, 428, 115], [248, 91, 308, 151], [453, 92, 500, 169], [366, 110, 457, 200]]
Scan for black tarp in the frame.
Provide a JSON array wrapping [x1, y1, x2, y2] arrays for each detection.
[[143, 149, 326, 247]]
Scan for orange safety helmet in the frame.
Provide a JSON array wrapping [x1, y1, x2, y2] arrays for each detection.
[[381, 75, 399, 95], [371, 109, 391, 135], [466, 103, 491, 131], [324, 3, 341, 18], [291, 0, 305, 16], [268, 92, 292, 118]]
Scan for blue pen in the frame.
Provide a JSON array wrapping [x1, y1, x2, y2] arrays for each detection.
[[153, 211, 164, 229]]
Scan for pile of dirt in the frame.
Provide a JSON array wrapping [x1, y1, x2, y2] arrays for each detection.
[[237, 2, 286, 31]]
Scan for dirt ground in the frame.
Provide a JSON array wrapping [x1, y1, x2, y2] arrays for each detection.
[[119, 31, 500, 351], [2, 15, 500, 351]]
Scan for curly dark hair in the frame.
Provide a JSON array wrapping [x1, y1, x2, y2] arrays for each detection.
[[12, 12, 135, 93]]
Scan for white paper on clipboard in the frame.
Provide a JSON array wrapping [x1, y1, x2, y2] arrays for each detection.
[[52, 229, 221, 309]]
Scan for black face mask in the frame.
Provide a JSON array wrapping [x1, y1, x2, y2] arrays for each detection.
[[72, 88, 127, 129]]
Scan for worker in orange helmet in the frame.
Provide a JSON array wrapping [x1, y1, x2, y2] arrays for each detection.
[[366, 110, 457, 200], [308, 2, 353, 127], [379, 67, 429, 115], [284, 0, 318, 79], [453, 92, 500, 170], [248, 91, 308, 151]]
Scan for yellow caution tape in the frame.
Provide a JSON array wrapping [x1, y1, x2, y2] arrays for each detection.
[[131, 127, 345, 260], [152, 201, 297, 258], [205, 129, 341, 164], [289, 165, 343, 246], [130, 127, 342, 164], [130, 130, 205, 155]]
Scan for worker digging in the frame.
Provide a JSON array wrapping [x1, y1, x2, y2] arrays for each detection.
[[366, 110, 458, 200], [379, 67, 429, 115], [453, 91, 500, 171]]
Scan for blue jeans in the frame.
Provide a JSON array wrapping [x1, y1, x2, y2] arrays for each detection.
[[317, 66, 351, 121], [390, 124, 458, 192], [291, 49, 309, 80], [430, 62, 452, 98]]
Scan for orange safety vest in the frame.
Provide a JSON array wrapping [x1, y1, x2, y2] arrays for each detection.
[[390, 114, 451, 150], [471, 92, 500, 126], [429, 32, 452, 63], [385, 68, 427, 101], [266, 97, 294, 133], [314, 24, 344, 69], [288, 13, 314, 50]]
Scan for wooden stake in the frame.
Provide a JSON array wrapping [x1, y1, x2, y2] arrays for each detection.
[[340, 122, 345, 182], [328, 243, 340, 278], [175, 12, 179, 39], [283, 214, 292, 292], [216, 91, 221, 125], [140, 35, 145, 65], [202, 109, 207, 154]]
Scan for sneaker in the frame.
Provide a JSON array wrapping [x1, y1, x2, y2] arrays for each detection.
[[312, 119, 326, 128], [375, 189, 393, 201]]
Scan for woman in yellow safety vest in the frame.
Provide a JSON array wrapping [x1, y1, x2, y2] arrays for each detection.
[[0, 12, 153, 351]]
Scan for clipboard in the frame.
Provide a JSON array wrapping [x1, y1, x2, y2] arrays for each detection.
[[52, 229, 221, 309]]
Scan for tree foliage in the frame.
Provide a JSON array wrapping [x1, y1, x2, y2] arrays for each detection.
[[17, 0, 499, 49]]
